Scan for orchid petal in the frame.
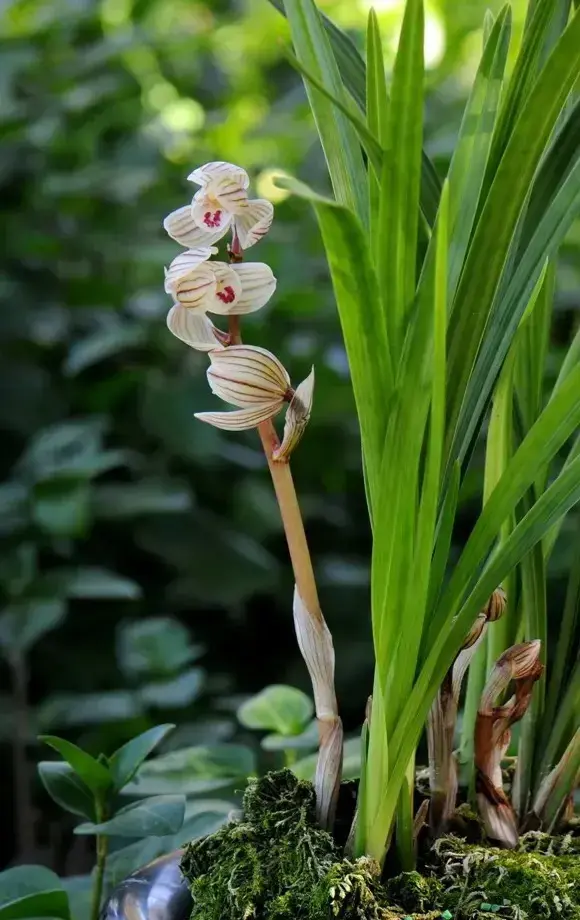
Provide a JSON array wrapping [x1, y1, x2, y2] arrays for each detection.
[[207, 345, 290, 408], [164, 248, 215, 294], [195, 400, 283, 431], [234, 198, 274, 249], [173, 264, 216, 311], [166, 304, 224, 352], [187, 161, 249, 191], [213, 175, 249, 215], [163, 205, 227, 248], [230, 263, 277, 314]]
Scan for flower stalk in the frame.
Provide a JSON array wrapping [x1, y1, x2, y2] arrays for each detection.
[[163, 161, 342, 831], [230, 335, 343, 831]]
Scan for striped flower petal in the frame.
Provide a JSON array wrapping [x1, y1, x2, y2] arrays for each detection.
[[213, 175, 249, 215], [234, 198, 274, 249], [230, 263, 277, 313], [207, 345, 290, 408], [187, 161, 250, 191], [164, 205, 228, 248], [174, 264, 216, 311], [273, 367, 315, 461], [195, 400, 283, 431], [166, 304, 225, 352], [164, 248, 215, 294]]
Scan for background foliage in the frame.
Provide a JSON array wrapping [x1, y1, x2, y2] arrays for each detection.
[[0, 0, 578, 884]]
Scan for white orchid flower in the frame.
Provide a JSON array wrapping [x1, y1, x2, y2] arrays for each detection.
[[195, 347, 314, 457], [165, 249, 276, 316], [164, 161, 273, 251]]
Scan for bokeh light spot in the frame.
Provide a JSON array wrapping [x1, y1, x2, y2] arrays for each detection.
[[100, 0, 132, 29], [256, 169, 292, 204], [146, 81, 179, 112], [159, 99, 205, 133]]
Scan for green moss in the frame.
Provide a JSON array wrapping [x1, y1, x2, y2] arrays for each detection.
[[180, 770, 579, 920], [180, 770, 437, 920], [430, 835, 580, 919], [384, 871, 443, 914]]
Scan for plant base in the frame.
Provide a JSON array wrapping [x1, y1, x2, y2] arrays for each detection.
[[180, 770, 580, 920]]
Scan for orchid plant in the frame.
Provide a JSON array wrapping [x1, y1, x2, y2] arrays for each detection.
[[164, 0, 580, 876]]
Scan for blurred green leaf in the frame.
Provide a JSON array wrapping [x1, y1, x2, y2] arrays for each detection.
[[0, 545, 37, 598], [18, 420, 111, 482], [75, 794, 185, 837], [37, 762, 96, 820], [117, 617, 201, 678], [292, 735, 361, 781], [139, 668, 205, 708], [38, 691, 142, 729], [94, 479, 193, 518], [172, 798, 233, 846], [104, 799, 232, 887], [123, 744, 256, 796], [261, 719, 319, 751], [58, 567, 141, 600], [108, 723, 176, 791], [0, 483, 28, 537], [238, 685, 314, 735], [0, 598, 66, 661], [64, 325, 146, 376], [137, 513, 280, 605], [32, 479, 91, 537]]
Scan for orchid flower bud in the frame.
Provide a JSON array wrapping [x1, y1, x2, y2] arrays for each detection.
[[195, 347, 315, 455], [195, 345, 291, 431], [273, 368, 315, 462]]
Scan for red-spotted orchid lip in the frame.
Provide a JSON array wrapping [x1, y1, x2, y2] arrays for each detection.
[[165, 251, 276, 317]]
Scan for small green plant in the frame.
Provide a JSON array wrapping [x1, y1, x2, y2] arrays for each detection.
[[0, 725, 187, 920], [38, 725, 185, 920], [161, 0, 580, 887]]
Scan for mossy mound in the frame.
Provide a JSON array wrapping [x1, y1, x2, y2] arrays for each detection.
[[180, 769, 436, 920], [429, 835, 580, 919], [180, 769, 580, 920]]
